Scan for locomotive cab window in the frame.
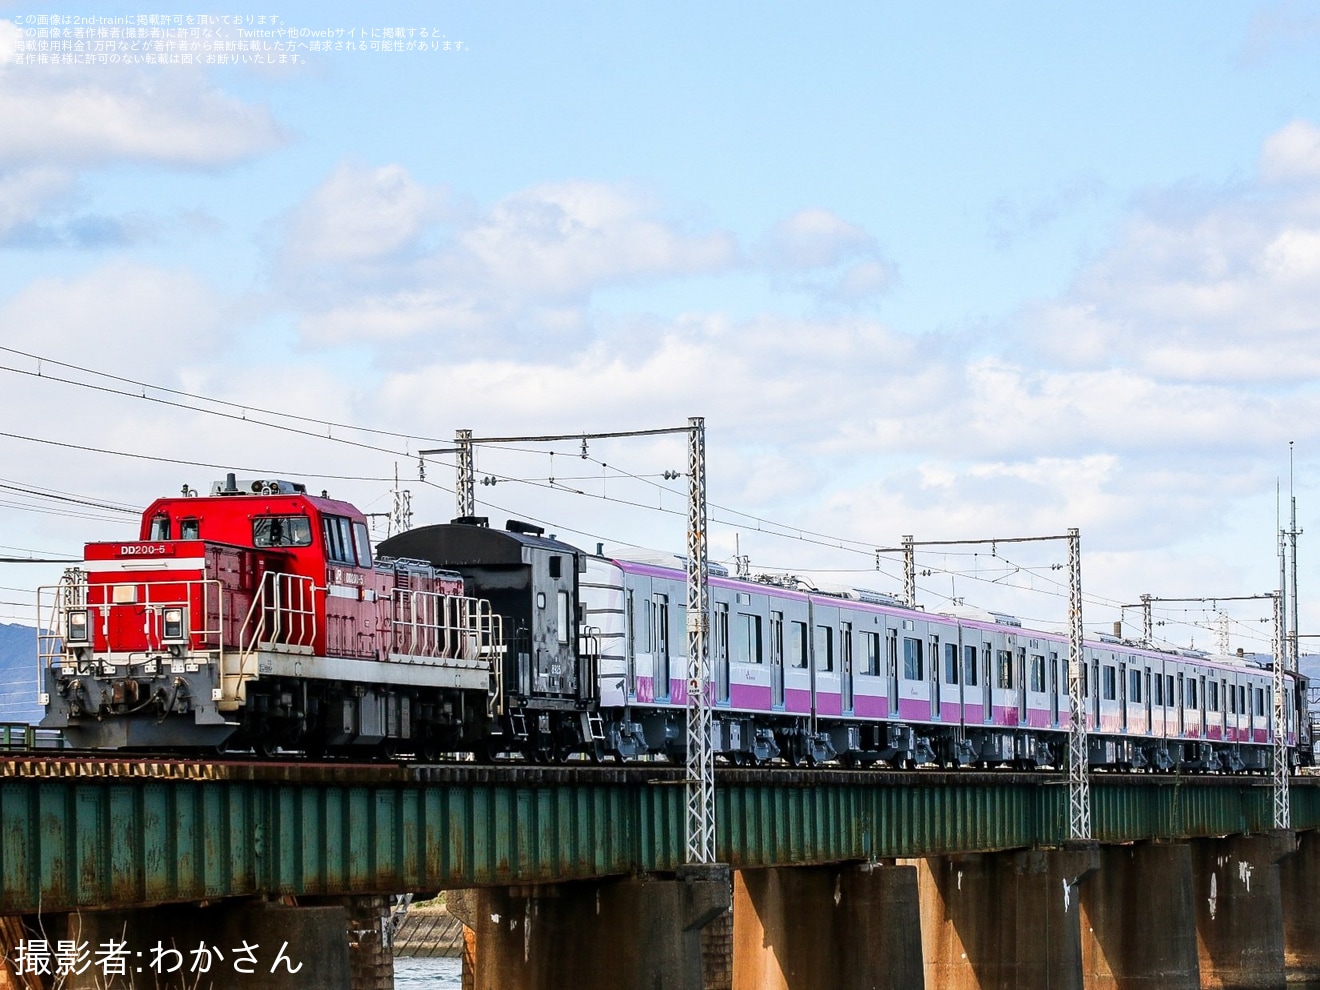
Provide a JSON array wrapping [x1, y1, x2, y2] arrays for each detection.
[[321, 515, 355, 563], [352, 521, 373, 567], [180, 518, 200, 540], [253, 514, 313, 548], [149, 514, 170, 540]]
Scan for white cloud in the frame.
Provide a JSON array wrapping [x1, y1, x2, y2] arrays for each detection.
[[1020, 120, 1320, 384], [283, 161, 440, 267]]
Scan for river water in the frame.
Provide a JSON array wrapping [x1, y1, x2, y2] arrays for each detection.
[[394, 956, 463, 988]]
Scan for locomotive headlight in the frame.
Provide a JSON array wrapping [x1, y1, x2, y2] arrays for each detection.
[[65, 609, 90, 647], [162, 607, 186, 645]]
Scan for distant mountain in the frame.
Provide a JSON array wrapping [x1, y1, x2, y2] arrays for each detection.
[[0, 623, 41, 724]]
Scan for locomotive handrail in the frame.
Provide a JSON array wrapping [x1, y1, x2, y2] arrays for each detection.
[[37, 575, 227, 669], [389, 588, 504, 666], [233, 571, 318, 702]]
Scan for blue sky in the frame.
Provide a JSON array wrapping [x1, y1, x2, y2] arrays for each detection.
[[2, 2, 1319, 653]]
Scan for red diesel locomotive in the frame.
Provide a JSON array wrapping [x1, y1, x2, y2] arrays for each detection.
[[39, 475, 503, 754]]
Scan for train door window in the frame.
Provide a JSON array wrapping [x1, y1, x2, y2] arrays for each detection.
[[1208, 680, 1218, 712], [1129, 669, 1142, 704], [737, 613, 763, 664], [790, 621, 808, 668], [1186, 678, 1198, 709], [863, 631, 881, 675], [1030, 654, 1045, 692], [557, 592, 570, 645], [639, 597, 651, 652], [149, 514, 171, 540], [1168, 676, 1175, 707], [1257, 688, 1266, 717], [1154, 673, 1164, 706], [815, 625, 834, 672], [769, 612, 783, 664], [715, 603, 730, 664], [945, 643, 959, 684], [1240, 685, 1247, 715], [1081, 661, 1088, 696], [1102, 666, 1116, 701], [179, 518, 199, 540], [888, 631, 900, 675], [352, 521, 373, 567], [997, 650, 1013, 689], [1227, 681, 1235, 714], [964, 645, 978, 685], [1016, 648, 1026, 686], [903, 637, 923, 680]]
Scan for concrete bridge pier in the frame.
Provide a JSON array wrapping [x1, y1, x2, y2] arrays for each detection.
[[1080, 841, 1201, 990], [730, 862, 923, 990], [1281, 828, 1320, 985], [447, 865, 731, 990], [909, 845, 1099, 990], [1190, 831, 1296, 990]]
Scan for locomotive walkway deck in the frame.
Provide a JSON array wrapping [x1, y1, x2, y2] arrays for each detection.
[[0, 755, 1315, 914]]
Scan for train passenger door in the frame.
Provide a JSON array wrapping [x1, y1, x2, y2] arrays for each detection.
[[930, 634, 941, 720], [625, 589, 636, 699], [653, 593, 670, 700], [887, 628, 899, 715], [769, 611, 785, 709], [1120, 661, 1129, 732], [1016, 646, 1027, 723], [840, 621, 854, 714], [1049, 652, 1060, 726], [714, 602, 730, 705], [1200, 675, 1207, 736], [982, 643, 993, 722], [1177, 672, 1185, 735]]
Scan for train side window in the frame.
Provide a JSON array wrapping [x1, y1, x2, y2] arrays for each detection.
[[815, 625, 834, 672], [352, 521, 373, 567], [179, 518, 199, 540], [789, 621, 808, 668], [997, 650, 1012, 689], [904, 637, 924, 680], [964, 645, 978, 686], [945, 643, 958, 684], [864, 631, 881, 675], [737, 613, 763, 664], [149, 514, 171, 540]]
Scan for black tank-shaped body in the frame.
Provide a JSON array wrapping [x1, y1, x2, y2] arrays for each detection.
[[378, 519, 590, 710]]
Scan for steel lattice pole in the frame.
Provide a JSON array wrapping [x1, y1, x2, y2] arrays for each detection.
[[1273, 590, 1291, 830], [455, 428, 475, 519], [685, 417, 714, 865], [1067, 528, 1091, 841], [1141, 594, 1153, 647], [902, 535, 916, 608]]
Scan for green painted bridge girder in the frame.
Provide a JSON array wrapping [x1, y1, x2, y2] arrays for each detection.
[[0, 762, 1316, 915]]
